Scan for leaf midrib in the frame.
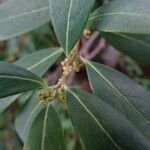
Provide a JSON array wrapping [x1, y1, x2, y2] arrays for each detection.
[[87, 61, 150, 124], [22, 102, 43, 140], [68, 89, 121, 150], [0, 75, 44, 87], [65, 0, 73, 55], [27, 48, 63, 71], [110, 33, 150, 49], [41, 103, 50, 150], [89, 12, 150, 21], [0, 6, 49, 23]]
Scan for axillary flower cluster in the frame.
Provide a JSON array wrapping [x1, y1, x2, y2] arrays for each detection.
[[37, 42, 83, 103]]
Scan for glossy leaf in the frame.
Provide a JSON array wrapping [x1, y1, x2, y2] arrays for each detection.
[[0, 62, 46, 98], [23, 103, 66, 150], [0, 48, 62, 113], [101, 32, 150, 64], [88, 0, 150, 34], [67, 88, 150, 150], [15, 93, 45, 141], [0, 0, 50, 41], [49, 0, 95, 55], [86, 60, 150, 139], [14, 47, 63, 77]]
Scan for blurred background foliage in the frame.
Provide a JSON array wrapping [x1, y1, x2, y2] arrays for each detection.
[[0, 0, 149, 149]]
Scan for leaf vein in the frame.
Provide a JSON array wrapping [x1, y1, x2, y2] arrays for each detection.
[[69, 89, 122, 150], [87, 61, 150, 124], [22, 102, 43, 140], [89, 12, 150, 21], [66, 0, 73, 54], [0, 6, 49, 23], [111, 33, 150, 49], [27, 48, 63, 71], [41, 104, 50, 150], [0, 75, 44, 87]]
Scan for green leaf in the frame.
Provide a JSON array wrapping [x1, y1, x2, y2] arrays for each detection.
[[18, 91, 34, 106], [92, 0, 103, 11], [14, 47, 63, 77], [49, 0, 95, 55], [67, 88, 150, 150], [0, 48, 62, 113], [85, 60, 150, 139], [0, 0, 50, 41], [15, 93, 45, 141], [88, 0, 150, 34], [101, 32, 150, 64], [23, 103, 66, 150], [87, 0, 150, 64], [0, 94, 19, 113], [0, 62, 46, 98]]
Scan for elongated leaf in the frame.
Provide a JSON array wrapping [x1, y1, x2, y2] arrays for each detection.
[[15, 94, 45, 141], [0, 62, 46, 98], [0, 94, 19, 113], [14, 47, 63, 77], [0, 0, 50, 41], [18, 91, 34, 105], [23, 103, 66, 150], [88, 0, 150, 34], [101, 32, 150, 64], [86, 61, 150, 139], [0, 48, 62, 113], [92, 0, 103, 11], [67, 88, 150, 150], [49, 0, 95, 55], [87, 0, 150, 64]]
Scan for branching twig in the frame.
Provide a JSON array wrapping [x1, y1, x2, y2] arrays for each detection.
[[80, 32, 100, 57], [84, 38, 105, 60]]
